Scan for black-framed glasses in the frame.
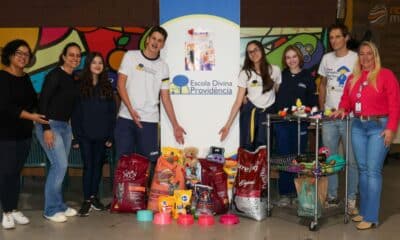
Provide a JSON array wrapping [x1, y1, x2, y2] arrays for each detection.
[[14, 50, 30, 58]]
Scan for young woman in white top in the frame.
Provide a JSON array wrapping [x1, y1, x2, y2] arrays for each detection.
[[219, 40, 281, 150]]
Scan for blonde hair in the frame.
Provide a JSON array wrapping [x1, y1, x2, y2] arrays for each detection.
[[350, 41, 381, 90]]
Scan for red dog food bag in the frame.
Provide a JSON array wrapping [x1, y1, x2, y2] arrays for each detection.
[[232, 146, 268, 221], [110, 154, 150, 213]]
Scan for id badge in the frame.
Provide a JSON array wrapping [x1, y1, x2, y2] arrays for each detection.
[[355, 102, 361, 113]]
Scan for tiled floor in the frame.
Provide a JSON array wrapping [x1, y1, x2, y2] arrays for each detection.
[[1, 158, 399, 240]]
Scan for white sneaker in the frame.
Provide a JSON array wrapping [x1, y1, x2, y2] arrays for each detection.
[[11, 211, 30, 225], [347, 199, 359, 215], [64, 207, 77, 217], [44, 212, 67, 223], [277, 196, 291, 207], [2, 213, 16, 229]]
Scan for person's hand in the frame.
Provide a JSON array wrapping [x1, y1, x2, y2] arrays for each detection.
[[30, 113, 49, 124], [43, 130, 55, 149], [173, 124, 186, 145], [331, 109, 346, 119], [105, 141, 113, 148], [219, 125, 230, 142], [381, 129, 394, 147], [129, 109, 143, 128]]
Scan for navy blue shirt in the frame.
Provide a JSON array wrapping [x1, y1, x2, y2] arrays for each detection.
[[71, 84, 116, 141], [274, 68, 317, 112]]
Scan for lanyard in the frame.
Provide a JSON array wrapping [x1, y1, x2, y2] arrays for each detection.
[[355, 80, 368, 114]]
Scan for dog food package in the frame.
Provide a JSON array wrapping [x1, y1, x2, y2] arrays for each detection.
[[158, 195, 175, 215], [110, 154, 150, 213], [200, 159, 229, 214], [147, 156, 185, 211], [232, 146, 268, 221], [173, 189, 192, 219]]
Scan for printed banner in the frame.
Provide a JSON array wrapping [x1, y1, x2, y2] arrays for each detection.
[[160, 0, 240, 157]]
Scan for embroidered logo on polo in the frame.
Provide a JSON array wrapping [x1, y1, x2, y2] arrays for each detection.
[[250, 79, 260, 87], [136, 63, 157, 75]]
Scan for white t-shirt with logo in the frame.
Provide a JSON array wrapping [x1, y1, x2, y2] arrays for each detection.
[[237, 64, 281, 109], [118, 50, 170, 122], [318, 50, 357, 110]]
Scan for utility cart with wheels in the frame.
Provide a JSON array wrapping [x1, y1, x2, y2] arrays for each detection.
[[265, 114, 350, 231]]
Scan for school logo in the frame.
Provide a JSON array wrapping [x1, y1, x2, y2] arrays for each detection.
[[135, 63, 156, 74], [136, 63, 144, 71], [170, 74, 232, 95]]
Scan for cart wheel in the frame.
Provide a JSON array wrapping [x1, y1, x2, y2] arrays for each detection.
[[344, 215, 349, 224], [309, 221, 318, 231], [267, 209, 272, 217]]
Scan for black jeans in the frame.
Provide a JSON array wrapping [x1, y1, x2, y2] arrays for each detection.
[[0, 138, 31, 212], [79, 138, 105, 200]]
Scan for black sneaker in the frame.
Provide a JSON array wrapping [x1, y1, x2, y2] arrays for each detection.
[[325, 197, 340, 208], [90, 197, 105, 211], [79, 201, 91, 217]]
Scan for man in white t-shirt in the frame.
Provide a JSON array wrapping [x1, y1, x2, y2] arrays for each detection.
[[318, 23, 358, 214], [114, 26, 186, 172]]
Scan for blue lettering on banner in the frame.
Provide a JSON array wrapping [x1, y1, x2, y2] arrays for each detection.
[[171, 75, 233, 96]]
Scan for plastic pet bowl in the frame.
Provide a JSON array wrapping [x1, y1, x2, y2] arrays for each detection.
[[137, 210, 153, 222], [177, 214, 195, 226], [219, 213, 240, 225], [153, 212, 172, 225], [198, 214, 215, 226]]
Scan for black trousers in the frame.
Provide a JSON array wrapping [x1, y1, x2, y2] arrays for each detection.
[[0, 138, 31, 212], [79, 137, 105, 200]]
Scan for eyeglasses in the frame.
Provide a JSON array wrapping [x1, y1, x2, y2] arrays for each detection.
[[14, 50, 30, 58], [247, 48, 260, 55]]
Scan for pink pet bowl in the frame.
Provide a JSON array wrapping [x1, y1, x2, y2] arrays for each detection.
[[153, 212, 172, 225], [198, 214, 215, 226], [177, 214, 194, 226], [219, 213, 240, 225]]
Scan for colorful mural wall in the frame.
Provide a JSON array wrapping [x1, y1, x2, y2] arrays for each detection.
[[0, 27, 327, 93], [240, 27, 327, 79], [0, 27, 147, 92]]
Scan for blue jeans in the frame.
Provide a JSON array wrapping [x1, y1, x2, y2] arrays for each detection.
[[322, 119, 358, 200], [36, 120, 72, 216], [352, 117, 389, 224]]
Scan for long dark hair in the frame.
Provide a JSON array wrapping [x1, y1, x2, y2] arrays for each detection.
[[80, 52, 113, 99], [242, 40, 273, 93]]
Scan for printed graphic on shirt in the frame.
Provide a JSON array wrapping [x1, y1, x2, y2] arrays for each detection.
[[298, 83, 306, 88], [325, 65, 351, 88], [336, 66, 351, 86]]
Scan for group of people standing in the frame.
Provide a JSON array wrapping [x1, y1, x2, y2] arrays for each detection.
[[219, 23, 399, 230], [0, 23, 399, 231]]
